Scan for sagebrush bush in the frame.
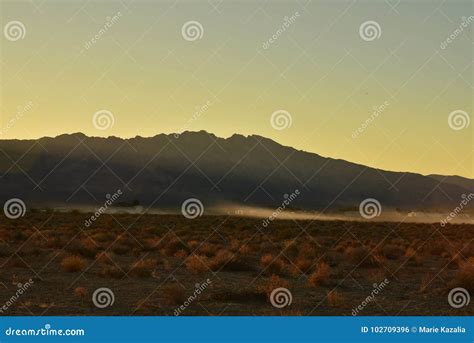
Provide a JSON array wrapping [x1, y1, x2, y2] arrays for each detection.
[[61, 255, 86, 272]]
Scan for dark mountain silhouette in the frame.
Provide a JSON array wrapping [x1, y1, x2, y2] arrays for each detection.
[[0, 131, 472, 211], [428, 174, 474, 192]]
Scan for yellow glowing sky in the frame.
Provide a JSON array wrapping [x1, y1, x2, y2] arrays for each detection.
[[1, 0, 472, 177]]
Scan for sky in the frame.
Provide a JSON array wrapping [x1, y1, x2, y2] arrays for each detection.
[[0, 0, 472, 178]]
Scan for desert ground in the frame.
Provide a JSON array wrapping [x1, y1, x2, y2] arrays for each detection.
[[0, 210, 472, 316]]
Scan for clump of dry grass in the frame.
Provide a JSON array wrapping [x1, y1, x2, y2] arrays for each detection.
[[198, 243, 220, 257], [129, 258, 156, 278], [209, 249, 234, 270], [61, 255, 86, 272], [73, 287, 88, 301], [91, 232, 115, 243], [99, 265, 124, 279], [162, 239, 188, 257], [327, 290, 345, 307], [174, 249, 188, 259], [308, 262, 331, 286], [345, 246, 375, 267], [187, 240, 200, 250], [298, 242, 318, 259], [260, 254, 285, 275], [186, 255, 209, 274], [404, 247, 422, 265], [229, 239, 252, 256], [142, 237, 161, 251], [291, 256, 313, 275]]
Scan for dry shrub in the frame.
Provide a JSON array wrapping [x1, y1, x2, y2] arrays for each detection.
[[142, 238, 161, 251], [162, 239, 188, 257], [210, 249, 251, 272], [238, 244, 252, 255], [187, 240, 200, 250], [91, 232, 115, 243], [327, 290, 345, 307], [404, 247, 422, 265], [292, 256, 313, 275], [67, 238, 99, 258], [61, 255, 86, 272], [298, 242, 318, 259], [230, 239, 252, 256], [308, 262, 331, 286], [174, 249, 188, 259], [73, 287, 88, 299], [260, 254, 285, 275], [230, 239, 241, 252], [198, 243, 220, 257], [100, 266, 124, 279], [345, 246, 373, 266], [129, 258, 156, 278], [186, 255, 209, 274], [209, 249, 234, 270]]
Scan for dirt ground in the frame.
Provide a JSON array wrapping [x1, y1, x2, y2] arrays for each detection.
[[0, 211, 472, 316]]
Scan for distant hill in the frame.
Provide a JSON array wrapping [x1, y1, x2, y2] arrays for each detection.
[[0, 131, 472, 211], [428, 174, 474, 192]]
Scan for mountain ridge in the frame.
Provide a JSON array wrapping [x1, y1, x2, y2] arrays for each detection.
[[0, 131, 472, 211]]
